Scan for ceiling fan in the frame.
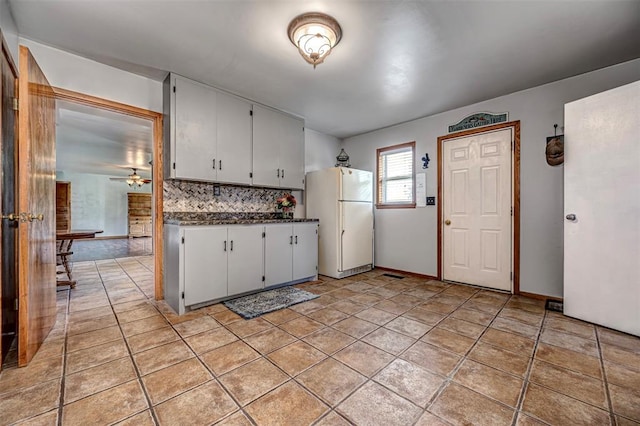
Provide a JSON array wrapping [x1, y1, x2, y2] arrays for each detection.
[[109, 168, 152, 187]]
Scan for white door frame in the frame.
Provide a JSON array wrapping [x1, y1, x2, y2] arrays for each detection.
[[437, 121, 520, 294]]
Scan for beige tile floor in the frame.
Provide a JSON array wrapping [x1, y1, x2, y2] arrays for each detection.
[[1, 256, 639, 425]]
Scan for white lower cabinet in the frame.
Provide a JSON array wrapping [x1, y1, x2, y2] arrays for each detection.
[[164, 222, 318, 315], [227, 226, 264, 295], [183, 227, 227, 306], [264, 224, 294, 287], [265, 222, 319, 286], [293, 223, 319, 280]]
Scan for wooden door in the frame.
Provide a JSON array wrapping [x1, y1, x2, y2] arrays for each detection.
[[1, 38, 18, 369], [442, 128, 512, 291], [18, 46, 57, 366], [564, 81, 640, 336], [55, 181, 71, 232]]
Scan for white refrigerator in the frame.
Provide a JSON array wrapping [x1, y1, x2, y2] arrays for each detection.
[[306, 167, 374, 279]]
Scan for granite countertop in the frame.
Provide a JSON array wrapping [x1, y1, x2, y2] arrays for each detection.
[[164, 212, 319, 226]]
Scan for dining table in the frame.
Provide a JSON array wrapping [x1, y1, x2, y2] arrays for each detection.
[[56, 229, 103, 288]]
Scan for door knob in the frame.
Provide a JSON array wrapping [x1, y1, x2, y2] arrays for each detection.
[[565, 214, 577, 221], [2, 213, 20, 222], [445, 220, 451, 226], [27, 213, 44, 222]]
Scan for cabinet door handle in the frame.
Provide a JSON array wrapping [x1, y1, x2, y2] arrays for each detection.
[[289, 235, 293, 245], [295, 235, 298, 244], [230, 240, 233, 251], [277, 168, 280, 178], [224, 240, 227, 251], [282, 169, 285, 179], [212, 158, 216, 169], [219, 160, 222, 170]]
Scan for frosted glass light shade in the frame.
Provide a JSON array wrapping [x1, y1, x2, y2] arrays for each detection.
[[288, 12, 342, 68]]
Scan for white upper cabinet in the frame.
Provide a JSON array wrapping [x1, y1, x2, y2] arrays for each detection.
[[164, 74, 252, 184], [170, 75, 218, 181], [252, 104, 305, 190], [217, 92, 253, 185], [252, 105, 282, 187], [279, 113, 305, 190]]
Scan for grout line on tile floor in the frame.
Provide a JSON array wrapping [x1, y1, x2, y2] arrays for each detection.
[[12, 261, 635, 426], [595, 326, 617, 426], [57, 287, 71, 426], [423, 289, 520, 421], [511, 302, 547, 426]]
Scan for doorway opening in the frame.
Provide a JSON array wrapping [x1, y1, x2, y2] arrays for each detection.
[[437, 121, 520, 293], [53, 88, 164, 300]]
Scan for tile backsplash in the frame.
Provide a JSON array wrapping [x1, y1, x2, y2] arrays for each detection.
[[163, 180, 299, 213]]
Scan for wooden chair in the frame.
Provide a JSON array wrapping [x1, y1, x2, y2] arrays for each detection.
[[56, 239, 76, 288]]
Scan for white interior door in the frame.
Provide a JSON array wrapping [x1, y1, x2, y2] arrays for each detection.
[[340, 201, 374, 271], [442, 128, 512, 291], [564, 81, 640, 337]]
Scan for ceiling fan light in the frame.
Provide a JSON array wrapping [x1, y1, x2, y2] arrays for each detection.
[[288, 12, 342, 68]]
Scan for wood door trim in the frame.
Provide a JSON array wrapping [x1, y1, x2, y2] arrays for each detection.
[[17, 46, 30, 365], [437, 120, 521, 294], [0, 30, 18, 372], [51, 87, 165, 300], [0, 30, 18, 77]]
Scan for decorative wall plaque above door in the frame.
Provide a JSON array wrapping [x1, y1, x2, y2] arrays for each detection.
[[448, 112, 508, 133]]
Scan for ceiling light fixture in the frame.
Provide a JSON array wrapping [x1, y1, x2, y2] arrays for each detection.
[[126, 168, 145, 187], [288, 12, 342, 69]]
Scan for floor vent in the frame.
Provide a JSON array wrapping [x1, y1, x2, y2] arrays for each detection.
[[545, 299, 564, 312], [382, 273, 405, 279]]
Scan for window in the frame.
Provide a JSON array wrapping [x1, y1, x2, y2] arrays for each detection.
[[376, 141, 416, 208]]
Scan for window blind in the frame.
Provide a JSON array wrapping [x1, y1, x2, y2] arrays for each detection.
[[377, 143, 415, 205]]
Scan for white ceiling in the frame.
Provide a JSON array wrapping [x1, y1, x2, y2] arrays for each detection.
[[10, 1, 640, 141], [56, 100, 153, 178]]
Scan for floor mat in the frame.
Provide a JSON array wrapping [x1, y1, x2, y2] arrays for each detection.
[[223, 286, 319, 319]]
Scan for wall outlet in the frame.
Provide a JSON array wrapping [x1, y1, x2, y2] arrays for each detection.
[[213, 185, 221, 196], [426, 197, 436, 206]]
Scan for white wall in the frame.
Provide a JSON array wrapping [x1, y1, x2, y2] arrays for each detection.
[[18, 38, 162, 113], [297, 128, 342, 218], [305, 128, 341, 173], [0, 0, 18, 62], [56, 171, 151, 237], [343, 59, 640, 298]]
